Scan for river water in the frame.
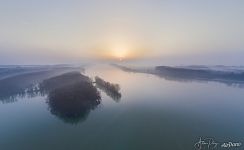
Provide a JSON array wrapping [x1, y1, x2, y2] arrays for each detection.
[[0, 65, 244, 150]]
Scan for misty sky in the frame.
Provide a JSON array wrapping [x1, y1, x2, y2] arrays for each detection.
[[0, 0, 244, 65]]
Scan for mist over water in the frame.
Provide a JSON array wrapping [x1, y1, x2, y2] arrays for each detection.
[[0, 0, 243, 149], [0, 64, 244, 150]]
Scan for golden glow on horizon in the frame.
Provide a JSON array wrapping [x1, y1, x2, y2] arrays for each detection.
[[111, 46, 129, 60], [86, 31, 153, 61], [90, 45, 149, 61]]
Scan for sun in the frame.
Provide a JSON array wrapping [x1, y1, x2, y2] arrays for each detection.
[[92, 42, 138, 61], [111, 47, 129, 61]]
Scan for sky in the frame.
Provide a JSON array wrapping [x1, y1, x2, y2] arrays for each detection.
[[0, 0, 243, 65]]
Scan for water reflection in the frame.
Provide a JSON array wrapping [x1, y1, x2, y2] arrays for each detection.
[[113, 64, 244, 88], [39, 72, 101, 124], [95, 76, 121, 102]]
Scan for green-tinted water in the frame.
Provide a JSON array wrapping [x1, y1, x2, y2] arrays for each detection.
[[0, 65, 244, 150]]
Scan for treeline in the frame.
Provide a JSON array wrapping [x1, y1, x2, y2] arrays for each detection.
[[0, 66, 85, 103], [95, 76, 121, 102], [39, 72, 101, 124], [113, 64, 244, 88]]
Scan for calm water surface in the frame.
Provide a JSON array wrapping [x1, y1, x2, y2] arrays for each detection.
[[0, 65, 244, 150]]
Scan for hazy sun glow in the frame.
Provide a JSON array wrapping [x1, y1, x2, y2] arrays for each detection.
[[111, 47, 129, 60], [90, 43, 150, 62], [89, 39, 145, 61]]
